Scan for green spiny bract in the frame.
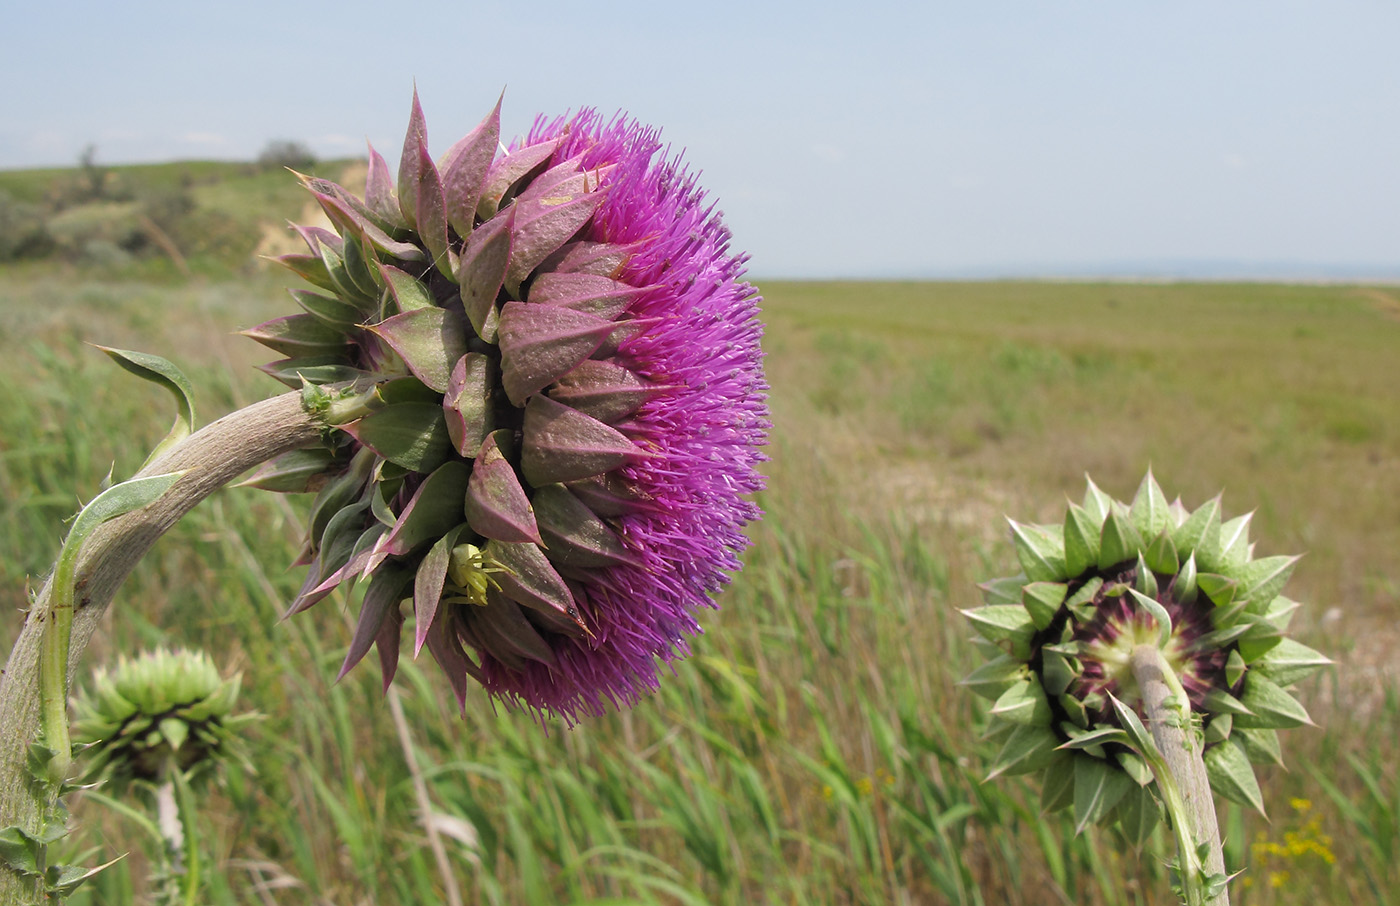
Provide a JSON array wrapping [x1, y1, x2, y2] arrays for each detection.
[[962, 472, 1329, 843], [70, 648, 256, 791]]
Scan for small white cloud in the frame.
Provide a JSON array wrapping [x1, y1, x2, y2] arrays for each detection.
[[811, 143, 846, 164]]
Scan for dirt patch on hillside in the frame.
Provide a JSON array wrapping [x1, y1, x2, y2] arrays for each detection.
[[254, 160, 368, 262], [1354, 286, 1400, 321]]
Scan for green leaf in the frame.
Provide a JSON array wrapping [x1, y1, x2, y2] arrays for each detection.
[[1064, 576, 1103, 622], [1196, 573, 1238, 607], [1112, 783, 1161, 848], [1021, 582, 1067, 631], [1008, 519, 1067, 583], [1172, 552, 1198, 605], [1204, 712, 1233, 745], [1143, 529, 1179, 576], [1236, 614, 1284, 662], [1174, 495, 1221, 562], [1204, 738, 1267, 815], [49, 855, 125, 896], [1133, 554, 1159, 598], [1107, 694, 1159, 759], [380, 264, 436, 313], [292, 288, 367, 326], [237, 447, 342, 494], [1082, 475, 1113, 526], [0, 825, 41, 875], [1214, 513, 1253, 571], [985, 724, 1061, 780], [1057, 724, 1130, 751], [343, 403, 453, 472], [1233, 674, 1313, 729], [1097, 506, 1143, 570], [978, 575, 1025, 606], [1254, 638, 1332, 686], [369, 307, 469, 394], [958, 655, 1026, 701], [1130, 469, 1170, 540], [96, 346, 197, 466], [1235, 728, 1285, 766], [991, 675, 1052, 726], [960, 605, 1034, 647], [1040, 755, 1076, 813], [1202, 688, 1253, 717], [1225, 650, 1247, 688], [1235, 555, 1301, 611], [1063, 502, 1101, 577], [1040, 649, 1079, 697], [1127, 588, 1172, 648], [1074, 755, 1134, 834]]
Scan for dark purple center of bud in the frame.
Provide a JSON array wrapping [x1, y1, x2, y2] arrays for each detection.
[[1049, 563, 1230, 725]]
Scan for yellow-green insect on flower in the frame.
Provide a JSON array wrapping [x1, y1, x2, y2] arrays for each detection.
[[71, 648, 257, 791]]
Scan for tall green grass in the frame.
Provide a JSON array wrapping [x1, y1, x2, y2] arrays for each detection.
[[0, 271, 1394, 903]]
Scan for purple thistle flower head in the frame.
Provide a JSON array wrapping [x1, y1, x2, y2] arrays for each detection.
[[244, 92, 768, 722]]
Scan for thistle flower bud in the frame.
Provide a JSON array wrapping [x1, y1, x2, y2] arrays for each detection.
[[962, 472, 1329, 841], [70, 649, 255, 791], [248, 93, 768, 722]]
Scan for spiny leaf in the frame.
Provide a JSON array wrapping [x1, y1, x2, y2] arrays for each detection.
[[1022, 582, 1068, 631], [1204, 737, 1267, 815], [1130, 469, 1170, 540], [1007, 519, 1067, 583], [1233, 674, 1313, 729], [1073, 755, 1134, 835], [1063, 501, 1101, 578]]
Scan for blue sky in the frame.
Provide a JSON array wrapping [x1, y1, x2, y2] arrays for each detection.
[[4, 1, 1398, 278]]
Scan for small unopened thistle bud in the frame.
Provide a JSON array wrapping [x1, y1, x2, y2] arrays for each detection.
[[962, 472, 1329, 842], [71, 648, 256, 791], [243, 92, 768, 723]]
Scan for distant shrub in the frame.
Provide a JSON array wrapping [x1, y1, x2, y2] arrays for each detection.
[[257, 140, 317, 172], [0, 189, 55, 260]]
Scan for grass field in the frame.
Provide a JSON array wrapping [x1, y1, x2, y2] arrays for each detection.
[[0, 163, 1396, 904]]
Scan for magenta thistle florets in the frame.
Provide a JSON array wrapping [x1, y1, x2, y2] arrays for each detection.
[[244, 93, 768, 722]]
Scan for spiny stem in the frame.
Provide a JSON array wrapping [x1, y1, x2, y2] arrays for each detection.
[[1130, 644, 1230, 906], [0, 391, 322, 905]]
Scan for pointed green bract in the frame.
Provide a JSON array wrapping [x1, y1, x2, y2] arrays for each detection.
[[963, 472, 1324, 845], [1254, 638, 1331, 687], [1082, 475, 1113, 526], [1234, 675, 1313, 729], [1174, 495, 1221, 562], [1130, 469, 1170, 540], [1143, 529, 1179, 576], [986, 724, 1061, 780], [1063, 502, 1101, 577], [1097, 506, 1142, 570], [1204, 738, 1267, 815], [1073, 755, 1133, 835], [1008, 519, 1067, 583], [1022, 582, 1067, 631]]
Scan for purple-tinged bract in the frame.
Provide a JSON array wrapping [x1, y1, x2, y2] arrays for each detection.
[[244, 94, 767, 723]]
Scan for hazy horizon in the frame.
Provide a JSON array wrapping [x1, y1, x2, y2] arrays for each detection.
[[5, 1, 1398, 281]]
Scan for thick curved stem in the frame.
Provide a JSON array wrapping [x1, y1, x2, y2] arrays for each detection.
[[0, 391, 321, 904], [1130, 644, 1230, 906]]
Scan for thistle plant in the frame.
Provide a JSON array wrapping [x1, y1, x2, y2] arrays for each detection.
[[962, 472, 1329, 905], [241, 92, 768, 721], [72, 649, 255, 905], [0, 91, 767, 903]]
